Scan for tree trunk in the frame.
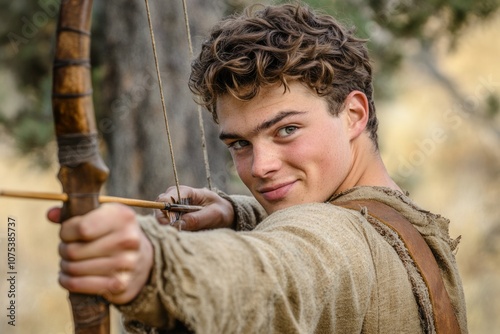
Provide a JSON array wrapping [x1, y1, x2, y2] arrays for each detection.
[[100, 0, 228, 208]]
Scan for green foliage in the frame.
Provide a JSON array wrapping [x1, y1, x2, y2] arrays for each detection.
[[1, 1, 57, 89], [367, 0, 500, 42], [12, 113, 53, 152], [486, 93, 500, 118], [283, 0, 500, 99], [0, 0, 106, 163], [0, 0, 61, 159]]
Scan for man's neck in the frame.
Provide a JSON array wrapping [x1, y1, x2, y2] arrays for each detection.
[[337, 135, 403, 195]]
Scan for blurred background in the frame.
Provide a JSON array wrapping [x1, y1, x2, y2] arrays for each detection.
[[0, 0, 499, 333]]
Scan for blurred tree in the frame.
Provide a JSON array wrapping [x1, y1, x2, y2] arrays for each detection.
[[98, 0, 229, 204], [0, 0, 229, 200]]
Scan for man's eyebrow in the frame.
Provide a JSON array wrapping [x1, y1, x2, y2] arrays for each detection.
[[218, 110, 306, 141]]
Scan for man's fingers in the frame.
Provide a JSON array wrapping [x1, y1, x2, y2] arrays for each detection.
[[157, 185, 212, 206], [155, 209, 179, 224], [59, 203, 136, 242], [58, 272, 132, 304], [172, 213, 202, 231], [54, 203, 153, 305], [60, 252, 138, 277], [47, 207, 62, 223], [165, 210, 220, 231], [59, 225, 141, 261], [155, 186, 234, 231]]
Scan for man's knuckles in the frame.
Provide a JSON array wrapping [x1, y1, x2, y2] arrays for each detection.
[[113, 227, 142, 251], [59, 251, 139, 277], [59, 242, 81, 261]]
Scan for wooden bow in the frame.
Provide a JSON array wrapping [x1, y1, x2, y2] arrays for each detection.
[[50, 1, 213, 332], [52, 0, 110, 332]]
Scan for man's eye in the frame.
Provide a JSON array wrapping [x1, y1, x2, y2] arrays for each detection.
[[228, 140, 250, 150], [278, 126, 298, 137]]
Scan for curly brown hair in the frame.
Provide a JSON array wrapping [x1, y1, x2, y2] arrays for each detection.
[[189, 3, 379, 145]]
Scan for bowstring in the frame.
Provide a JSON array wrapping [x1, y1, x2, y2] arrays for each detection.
[[144, 0, 213, 201], [181, 0, 213, 190], [144, 0, 181, 201]]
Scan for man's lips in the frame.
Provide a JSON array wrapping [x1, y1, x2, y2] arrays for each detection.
[[257, 181, 296, 201]]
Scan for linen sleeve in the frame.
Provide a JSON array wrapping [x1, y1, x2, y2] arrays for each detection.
[[215, 190, 268, 231], [117, 203, 377, 334]]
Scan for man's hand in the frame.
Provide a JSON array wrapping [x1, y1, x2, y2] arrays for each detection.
[[47, 204, 153, 305], [155, 186, 234, 231]]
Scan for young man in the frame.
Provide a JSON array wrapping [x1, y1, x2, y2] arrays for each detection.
[[48, 3, 468, 333]]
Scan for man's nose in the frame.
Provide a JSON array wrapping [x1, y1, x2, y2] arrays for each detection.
[[251, 145, 281, 178]]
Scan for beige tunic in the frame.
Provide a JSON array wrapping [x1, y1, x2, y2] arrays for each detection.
[[118, 186, 467, 333]]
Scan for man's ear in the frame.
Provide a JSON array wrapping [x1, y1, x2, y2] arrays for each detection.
[[344, 91, 369, 141]]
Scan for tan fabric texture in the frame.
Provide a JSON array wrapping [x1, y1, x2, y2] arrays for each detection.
[[329, 187, 467, 334], [117, 186, 467, 334]]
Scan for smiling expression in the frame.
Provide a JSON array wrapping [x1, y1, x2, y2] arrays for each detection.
[[217, 81, 354, 214]]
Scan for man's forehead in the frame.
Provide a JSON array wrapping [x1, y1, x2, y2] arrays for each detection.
[[215, 81, 318, 114]]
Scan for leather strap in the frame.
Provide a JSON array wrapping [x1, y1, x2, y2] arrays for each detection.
[[336, 199, 461, 334]]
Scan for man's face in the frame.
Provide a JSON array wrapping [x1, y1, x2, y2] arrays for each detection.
[[217, 81, 353, 214]]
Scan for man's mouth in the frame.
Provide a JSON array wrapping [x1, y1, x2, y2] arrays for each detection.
[[257, 181, 296, 202]]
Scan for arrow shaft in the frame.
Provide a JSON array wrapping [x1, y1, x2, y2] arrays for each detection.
[[0, 190, 202, 212]]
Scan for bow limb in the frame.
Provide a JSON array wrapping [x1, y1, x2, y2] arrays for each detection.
[[52, 0, 110, 333]]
